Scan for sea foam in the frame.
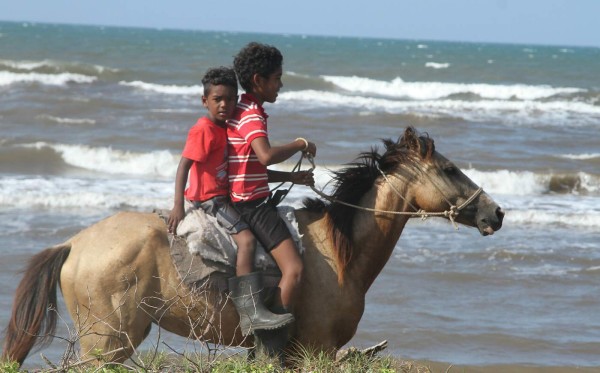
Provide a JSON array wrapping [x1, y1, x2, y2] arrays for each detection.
[[1, 172, 598, 230], [278, 90, 600, 125], [506, 209, 600, 229], [559, 153, 600, 160], [17, 142, 600, 197], [1, 156, 598, 229], [0, 58, 118, 74], [0, 59, 56, 70], [425, 62, 450, 69], [464, 169, 600, 195], [0, 175, 171, 210], [22, 142, 178, 178], [320, 75, 583, 100], [120, 80, 203, 95], [36, 115, 96, 125], [0, 71, 96, 86]]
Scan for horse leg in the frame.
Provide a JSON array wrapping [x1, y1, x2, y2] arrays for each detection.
[[61, 255, 157, 365], [58, 214, 170, 365], [62, 285, 154, 365]]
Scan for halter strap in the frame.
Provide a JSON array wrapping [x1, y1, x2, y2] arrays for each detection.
[[304, 153, 483, 229]]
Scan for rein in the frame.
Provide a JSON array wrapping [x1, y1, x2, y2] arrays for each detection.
[[300, 153, 483, 230]]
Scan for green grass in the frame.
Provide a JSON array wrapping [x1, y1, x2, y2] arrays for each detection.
[[1, 349, 434, 372]]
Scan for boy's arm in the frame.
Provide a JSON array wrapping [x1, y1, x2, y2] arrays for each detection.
[[251, 137, 316, 166], [168, 157, 193, 234]]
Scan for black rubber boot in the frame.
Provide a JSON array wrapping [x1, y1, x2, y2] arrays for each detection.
[[228, 272, 295, 336]]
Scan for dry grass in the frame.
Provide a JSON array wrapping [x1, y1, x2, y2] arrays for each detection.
[[2, 347, 439, 372]]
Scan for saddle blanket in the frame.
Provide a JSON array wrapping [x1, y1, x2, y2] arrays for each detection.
[[155, 200, 304, 291]]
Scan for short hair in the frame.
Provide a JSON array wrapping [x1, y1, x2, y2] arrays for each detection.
[[201, 66, 238, 96], [233, 42, 283, 92]]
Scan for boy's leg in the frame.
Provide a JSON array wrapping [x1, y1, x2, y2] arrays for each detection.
[[269, 239, 303, 311], [208, 197, 293, 335], [230, 229, 255, 276], [207, 197, 256, 275], [233, 198, 303, 311]]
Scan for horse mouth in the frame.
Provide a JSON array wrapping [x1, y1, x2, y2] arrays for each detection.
[[477, 207, 504, 236], [481, 226, 495, 236]]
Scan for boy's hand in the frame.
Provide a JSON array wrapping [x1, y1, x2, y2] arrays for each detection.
[[304, 141, 317, 157], [167, 205, 185, 235], [291, 170, 315, 186]]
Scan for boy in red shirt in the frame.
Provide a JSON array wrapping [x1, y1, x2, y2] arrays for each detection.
[[168, 66, 293, 335], [228, 43, 316, 328]]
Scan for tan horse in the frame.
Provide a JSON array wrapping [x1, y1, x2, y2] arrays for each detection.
[[2, 127, 503, 366]]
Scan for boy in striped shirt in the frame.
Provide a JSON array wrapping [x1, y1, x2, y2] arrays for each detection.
[[227, 42, 316, 327]]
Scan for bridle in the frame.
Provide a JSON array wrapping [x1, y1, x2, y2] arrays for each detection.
[[297, 153, 483, 230]]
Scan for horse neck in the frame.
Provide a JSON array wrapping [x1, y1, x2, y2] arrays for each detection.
[[347, 177, 415, 292]]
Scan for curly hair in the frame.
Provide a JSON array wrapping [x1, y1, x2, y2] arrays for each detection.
[[201, 66, 238, 96], [233, 42, 283, 92]]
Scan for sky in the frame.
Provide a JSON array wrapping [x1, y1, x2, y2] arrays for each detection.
[[1, 0, 599, 48]]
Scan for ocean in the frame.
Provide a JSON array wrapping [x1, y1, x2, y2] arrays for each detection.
[[1, 21, 599, 370]]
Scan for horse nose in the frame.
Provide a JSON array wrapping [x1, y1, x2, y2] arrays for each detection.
[[478, 205, 504, 234], [491, 206, 504, 231], [496, 207, 505, 221]]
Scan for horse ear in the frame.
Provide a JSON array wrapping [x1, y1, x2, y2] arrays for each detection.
[[382, 138, 395, 150], [401, 126, 420, 152], [400, 127, 434, 158]]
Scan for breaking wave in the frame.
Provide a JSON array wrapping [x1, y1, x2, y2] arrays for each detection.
[[320, 75, 583, 100], [0, 70, 96, 86], [7, 142, 600, 196], [119, 80, 203, 95], [278, 90, 600, 126]]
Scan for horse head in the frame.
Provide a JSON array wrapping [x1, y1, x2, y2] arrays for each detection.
[[384, 127, 504, 235], [304, 126, 504, 285]]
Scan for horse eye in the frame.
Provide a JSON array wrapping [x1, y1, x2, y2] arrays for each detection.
[[444, 165, 457, 174]]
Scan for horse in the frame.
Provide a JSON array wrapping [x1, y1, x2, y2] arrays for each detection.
[[2, 127, 503, 366]]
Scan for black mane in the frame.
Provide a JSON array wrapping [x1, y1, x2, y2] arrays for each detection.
[[302, 127, 434, 283]]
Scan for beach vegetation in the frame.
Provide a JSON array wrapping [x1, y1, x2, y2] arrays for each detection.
[[0, 360, 20, 373], [1, 349, 435, 372]]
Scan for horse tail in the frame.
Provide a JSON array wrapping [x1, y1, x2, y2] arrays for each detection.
[[2, 243, 71, 365]]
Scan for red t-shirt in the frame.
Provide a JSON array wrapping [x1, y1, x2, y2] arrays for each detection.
[[227, 94, 270, 202], [182, 117, 229, 202]]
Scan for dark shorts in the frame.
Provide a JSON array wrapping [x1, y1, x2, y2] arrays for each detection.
[[193, 196, 249, 235], [233, 197, 292, 252]]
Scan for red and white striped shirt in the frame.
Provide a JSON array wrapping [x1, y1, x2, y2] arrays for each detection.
[[227, 94, 270, 202]]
